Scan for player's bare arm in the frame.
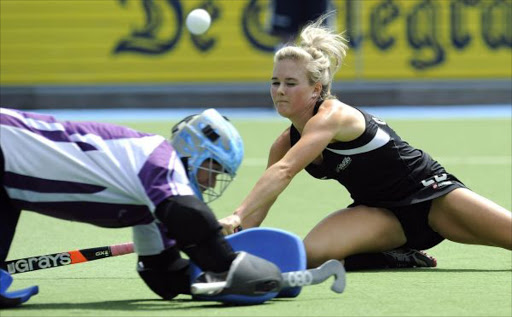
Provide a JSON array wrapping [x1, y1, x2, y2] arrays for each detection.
[[239, 128, 293, 229], [232, 108, 343, 227], [220, 128, 291, 233]]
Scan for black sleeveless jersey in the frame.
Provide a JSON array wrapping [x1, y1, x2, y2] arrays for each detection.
[[289, 105, 462, 207]]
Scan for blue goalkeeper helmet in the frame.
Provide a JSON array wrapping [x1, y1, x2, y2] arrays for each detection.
[[170, 109, 244, 203]]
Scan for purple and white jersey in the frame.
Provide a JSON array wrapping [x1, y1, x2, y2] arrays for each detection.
[[0, 108, 194, 229]]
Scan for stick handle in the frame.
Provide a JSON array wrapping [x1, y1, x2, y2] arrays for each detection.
[[281, 259, 345, 293], [5, 242, 135, 274], [110, 242, 135, 256]]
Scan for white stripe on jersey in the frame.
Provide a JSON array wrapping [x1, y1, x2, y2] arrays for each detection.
[[1, 108, 65, 131], [1, 124, 192, 211], [325, 127, 391, 155]]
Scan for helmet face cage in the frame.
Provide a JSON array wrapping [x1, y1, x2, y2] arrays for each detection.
[[195, 158, 233, 203], [170, 109, 244, 203]]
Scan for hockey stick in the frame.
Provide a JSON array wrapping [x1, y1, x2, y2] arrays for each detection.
[[5, 242, 134, 275], [5, 226, 244, 275], [190, 259, 346, 295]]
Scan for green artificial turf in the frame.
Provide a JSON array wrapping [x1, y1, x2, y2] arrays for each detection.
[[3, 118, 511, 316]]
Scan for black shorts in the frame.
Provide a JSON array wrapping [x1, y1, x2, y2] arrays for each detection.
[[269, 0, 329, 36], [1, 148, 21, 263], [387, 179, 467, 250], [350, 178, 466, 250], [388, 200, 444, 250]]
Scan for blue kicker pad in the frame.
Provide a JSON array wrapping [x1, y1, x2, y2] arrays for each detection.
[[189, 227, 306, 305], [0, 269, 39, 308]]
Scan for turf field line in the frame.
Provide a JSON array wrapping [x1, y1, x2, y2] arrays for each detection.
[[242, 156, 512, 167], [12, 277, 140, 280], [31, 104, 511, 121]]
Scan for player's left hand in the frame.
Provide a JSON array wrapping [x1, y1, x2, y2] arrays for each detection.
[[219, 214, 242, 235]]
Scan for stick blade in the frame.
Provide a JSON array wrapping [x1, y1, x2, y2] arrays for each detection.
[[309, 260, 346, 294], [0, 269, 39, 308], [324, 260, 346, 293]]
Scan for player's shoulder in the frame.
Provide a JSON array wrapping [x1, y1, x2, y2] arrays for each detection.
[[321, 100, 365, 124], [317, 99, 353, 116], [309, 99, 352, 130]]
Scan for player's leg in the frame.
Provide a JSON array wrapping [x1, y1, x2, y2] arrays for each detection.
[[0, 186, 21, 268], [304, 205, 407, 268], [343, 201, 440, 270], [428, 188, 512, 249], [0, 209, 39, 309], [155, 195, 282, 297], [0, 151, 38, 308], [369, 200, 443, 269], [136, 243, 191, 300], [344, 249, 437, 271]]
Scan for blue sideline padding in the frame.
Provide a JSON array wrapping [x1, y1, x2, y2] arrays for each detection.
[[189, 227, 306, 304], [0, 269, 39, 308]]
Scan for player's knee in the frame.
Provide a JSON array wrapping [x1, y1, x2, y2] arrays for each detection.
[[304, 235, 332, 268], [137, 247, 191, 300], [305, 249, 330, 269]]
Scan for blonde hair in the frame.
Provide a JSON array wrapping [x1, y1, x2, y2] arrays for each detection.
[[274, 13, 349, 99]]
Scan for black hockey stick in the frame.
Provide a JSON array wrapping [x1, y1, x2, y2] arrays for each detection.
[[5, 242, 134, 274]]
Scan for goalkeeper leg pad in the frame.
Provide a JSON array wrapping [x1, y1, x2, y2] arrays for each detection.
[[197, 251, 282, 297]]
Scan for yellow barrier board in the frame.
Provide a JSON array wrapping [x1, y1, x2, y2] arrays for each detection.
[[0, 0, 510, 84], [351, 0, 512, 78]]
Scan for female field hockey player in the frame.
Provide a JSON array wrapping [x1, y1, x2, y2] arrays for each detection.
[[0, 108, 282, 307], [219, 14, 512, 269]]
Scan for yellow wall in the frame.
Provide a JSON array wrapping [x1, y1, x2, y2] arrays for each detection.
[[1, 0, 510, 84]]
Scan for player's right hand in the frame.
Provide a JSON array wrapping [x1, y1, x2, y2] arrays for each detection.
[[219, 214, 242, 235]]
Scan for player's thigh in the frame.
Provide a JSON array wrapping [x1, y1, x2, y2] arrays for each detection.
[[304, 205, 407, 267], [429, 188, 512, 248]]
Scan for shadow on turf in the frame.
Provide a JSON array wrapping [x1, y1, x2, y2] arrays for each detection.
[[11, 298, 295, 311]]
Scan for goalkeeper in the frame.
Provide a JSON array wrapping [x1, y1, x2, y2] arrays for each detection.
[[0, 108, 282, 308]]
